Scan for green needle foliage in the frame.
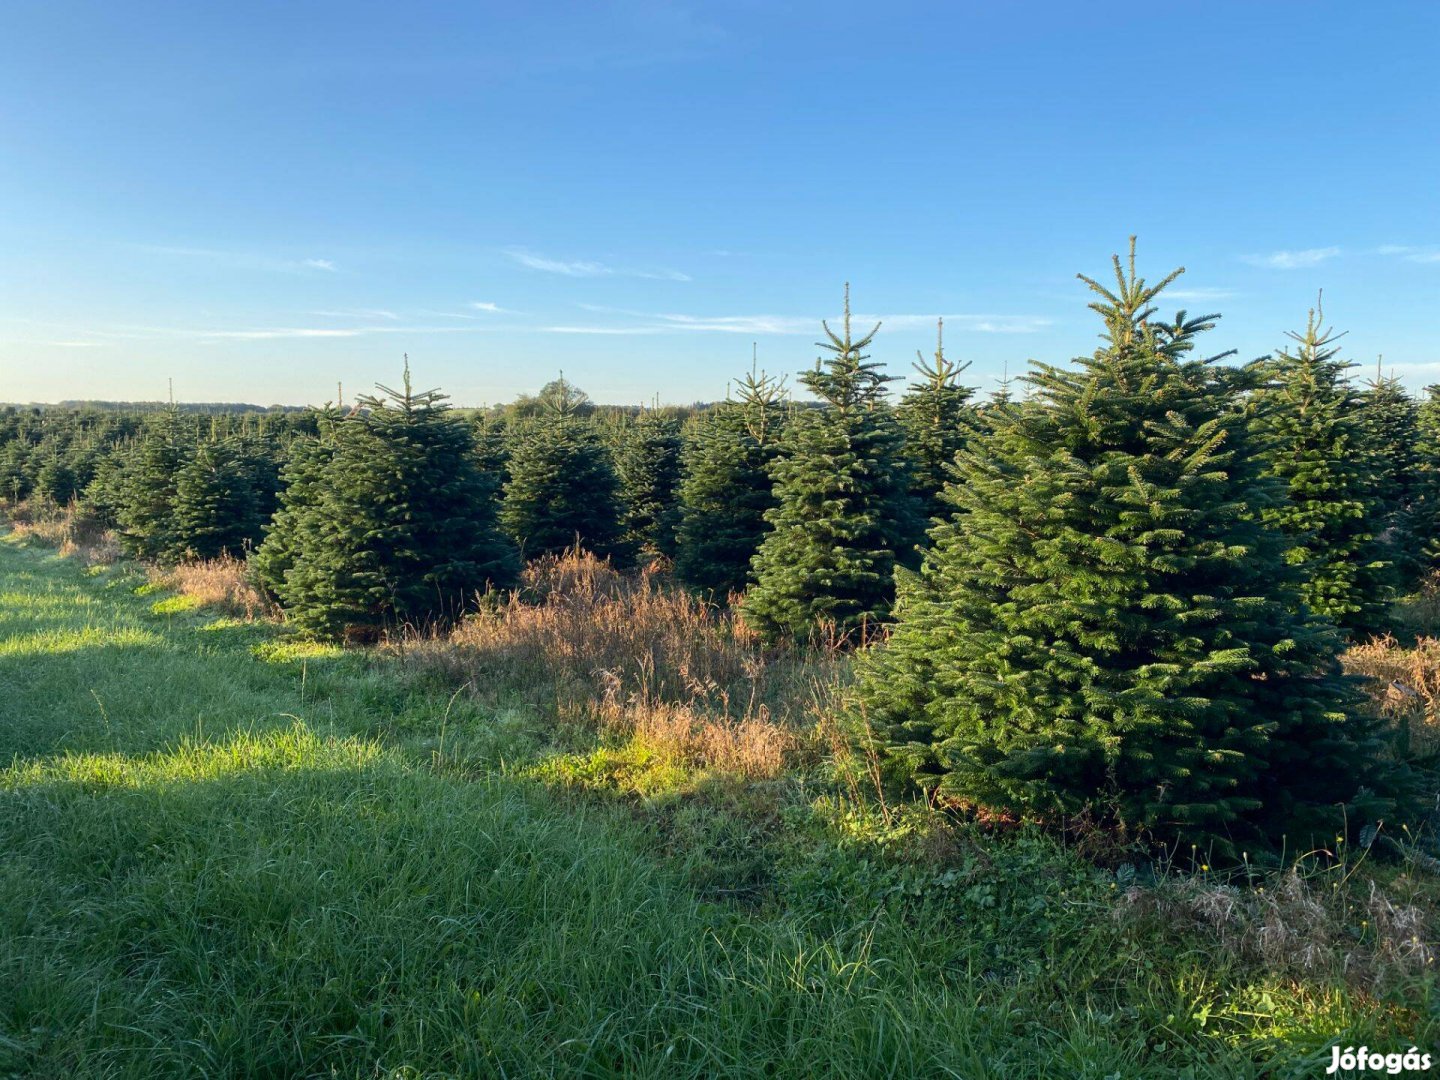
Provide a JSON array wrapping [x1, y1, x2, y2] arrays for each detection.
[[32, 445, 80, 506], [858, 242, 1394, 855], [615, 411, 684, 560], [898, 318, 975, 524], [255, 366, 518, 639], [1410, 384, 1440, 573], [500, 378, 624, 561], [250, 415, 340, 597], [675, 364, 788, 598], [171, 439, 264, 560], [1251, 306, 1392, 634], [743, 287, 922, 644], [1358, 369, 1423, 583], [113, 411, 189, 560]]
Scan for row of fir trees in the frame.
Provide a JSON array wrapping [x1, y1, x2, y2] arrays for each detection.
[[3, 245, 1431, 853]]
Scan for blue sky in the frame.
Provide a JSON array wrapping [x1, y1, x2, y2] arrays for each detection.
[[3, 1, 1438, 406]]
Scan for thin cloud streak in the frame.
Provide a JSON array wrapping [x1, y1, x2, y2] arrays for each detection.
[[72, 323, 498, 342], [1375, 244, 1440, 263], [1240, 247, 1340, 270], [503, 247, 691, 281], [131, 244, 341, 274], [575, 305, 1049, 335], [1165, 287, 1237, 302], [309, 308, 401, 320]]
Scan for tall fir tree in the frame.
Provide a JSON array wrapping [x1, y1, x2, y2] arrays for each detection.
[[614, 410, 684, 559], [500, 379, 624, 561], [897, 319, 975, 525], [171, 438, 264, 560], [675, 363, 788, 597], [743, 286, 922, 643], [1250, 305, 1392, 634], [858, 243, 1394, 855], [32, 442, 80, 506], [255, 367, 518, 639], [1358, 368, 1423, 583], [251, 415, 339, 600], [113, 411, 191, 560], [1410, 385, 1440, 574]]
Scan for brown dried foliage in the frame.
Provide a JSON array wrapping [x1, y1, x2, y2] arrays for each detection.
[[398, 549, 839, 778], [148, 556, 275, 620], [1344, 634, 1440, 758], [1118, 865, 1436, 990]]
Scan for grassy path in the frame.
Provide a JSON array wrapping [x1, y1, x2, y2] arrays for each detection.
[[0, 541, 1422, 1077]]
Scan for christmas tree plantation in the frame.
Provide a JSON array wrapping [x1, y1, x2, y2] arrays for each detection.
[[858, 243, 1395, 855]]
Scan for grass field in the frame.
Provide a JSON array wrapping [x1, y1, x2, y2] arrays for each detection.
[[0, 537, 1434, 1078]]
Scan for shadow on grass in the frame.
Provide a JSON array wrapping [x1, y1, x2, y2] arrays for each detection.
[[0, 724, 1219, 1080]]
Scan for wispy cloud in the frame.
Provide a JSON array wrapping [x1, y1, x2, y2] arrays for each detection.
[[859, 313, 1050, 334], [132, 244, 341, 274], [470, 301, 512, 313], [1241, 247, 1341, 270], [1375, 244, 1440, 264], [77, 322, 494, 342], [1165, 287, 1237, 302], [504, 247, 691, 281], [308, 308, 400, 320], [567, 306, 1049, 336], [544, 325, 669, 335]]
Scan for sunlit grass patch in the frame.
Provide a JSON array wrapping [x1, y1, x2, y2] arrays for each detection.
[[527, 740, 695, 797], [250, 638, 344, 664], [149, 594, 201, 615], [0, 623, 164, 656], [2, 723, 382, 793]]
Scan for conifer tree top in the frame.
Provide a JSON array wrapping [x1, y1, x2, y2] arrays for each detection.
[[802, 283, 894, 412], [358, 357, 451, 417], [908, 318, 973, 400]]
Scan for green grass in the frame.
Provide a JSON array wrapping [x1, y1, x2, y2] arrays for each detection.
[[0, 539, 1432, 1077]]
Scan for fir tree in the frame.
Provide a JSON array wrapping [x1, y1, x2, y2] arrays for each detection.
[[743, 287, 922, 643], [251, 419, 338, 600], [500, 382, 624, 561], [113, 411, 191, 560], [256, 368, 518, 639], [858, 242, 1393, 855], [897, 319, 975, 524], [171, 438, 263, 560], [1410, 385, 1440, 574], [0, 440, 32, 504], [615, 410, 683, 559], [33, 444, 79, 506], [675, 363, 788, 597], [1358, 368, 1422, 582], [1251, 305, 1392, 634]]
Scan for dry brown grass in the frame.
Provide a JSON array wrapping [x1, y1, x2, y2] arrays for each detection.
[[1119, 864, 1436, 989], [5, 500, 118, 565], [398, 549, 839, 779], [147, 556, 275, 620], [1343, 634, 1440, 759]]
